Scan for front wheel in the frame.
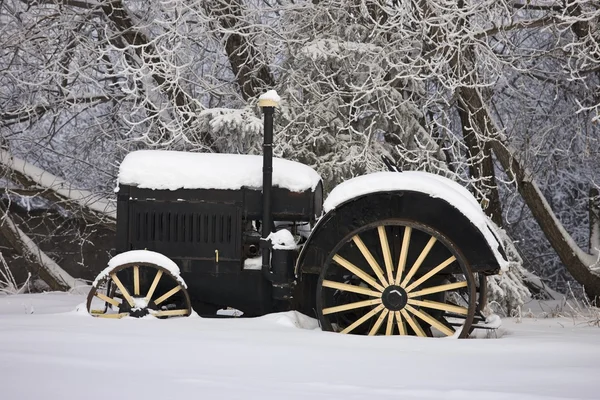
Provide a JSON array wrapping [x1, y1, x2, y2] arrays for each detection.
[[87, 252, 192, 319]]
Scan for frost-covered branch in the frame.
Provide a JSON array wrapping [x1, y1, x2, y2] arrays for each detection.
[[0, 0, 598, 300], [0, 203, 76, 291], [0, 149, 116, 222]]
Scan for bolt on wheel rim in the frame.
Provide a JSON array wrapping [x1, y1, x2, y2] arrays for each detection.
[[318, 221, 476, 337]]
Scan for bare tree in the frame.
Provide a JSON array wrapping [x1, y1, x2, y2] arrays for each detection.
[[1, 0, 599, 305]]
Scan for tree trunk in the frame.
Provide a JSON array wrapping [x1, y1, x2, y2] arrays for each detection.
[[0, 149, 116, 229], [459, 86, 600, 300], [589, 188, 600, 256], [207, 0, 274, 100], [457, 103, 504, 226], [416, 0, 504, 226], [0, 203, 75, 291]]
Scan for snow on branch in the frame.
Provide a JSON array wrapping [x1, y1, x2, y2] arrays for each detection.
[[0, 204, 77, 291], [0, 150, 116, 220]]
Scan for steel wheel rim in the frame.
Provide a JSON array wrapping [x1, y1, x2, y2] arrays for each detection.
[[86, 262, 192, 319], [317, 220, 476, 337]]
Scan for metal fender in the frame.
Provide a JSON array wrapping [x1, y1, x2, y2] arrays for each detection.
[[296, 190, 507, 277]]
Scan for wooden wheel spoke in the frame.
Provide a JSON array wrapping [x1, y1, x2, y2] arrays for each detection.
[[368, 309, 389, 336], [94, 292, 120, 308], [151, 309, 190, 317], [400, 309, 427, 337], [407, 299, 469, 315], [322, 298, 382, 315], [154, 285, 182, 306], [395, 226, 412, 285], [394, 311, 407, 335], [332, 254, 385, 292], [145, 269, 163, 302], [408, 280, 467, 298], [351, 236, 389, 287], [405, 255, 457, 292], [405, 304, 454, 337], [340, 305, 385, 334], [377, 226, 395, 284], [95, 312, 129, 319], [133, 265, 140, 296], [322, 280, 382, 297], [110, 273, 135, 308], [401, 236, 437, 287]]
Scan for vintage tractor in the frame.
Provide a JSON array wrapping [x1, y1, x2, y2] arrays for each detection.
[[87, 92, 508, 337]]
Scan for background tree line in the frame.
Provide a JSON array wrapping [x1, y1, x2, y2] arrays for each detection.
[[0, 0, 598, 311]]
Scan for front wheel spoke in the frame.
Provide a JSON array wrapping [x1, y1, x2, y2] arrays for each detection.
[[377, 226, 395, 284], [332, 254, 385, 292], [133, 265, 140, 296], [404, 256, 457, 292], [401, 236, 437, 287], [154, 285, 182, 306], [385, 311, 395, 336], [110, 273, 135, 307], [94, 292, 120, 308], [400, 309, 427, 337], [95, 312, 129, 319], [407, 299, 469, 315], [322, 298, 382, 315], [145, 270, 163, 302], [407, 280, 467, 298], [322, 280, 382, 297], [394, 311, 407, 335], [405, 304, 455, 337], [340, 304, 385, 334], [368, 309, 390, 336], [150, 309, 189, 317], [351, 236, 389, 287]]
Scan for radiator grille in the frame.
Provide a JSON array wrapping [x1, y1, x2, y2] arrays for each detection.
[[134, 211, 234, 244], [128, 202, 241, 260]]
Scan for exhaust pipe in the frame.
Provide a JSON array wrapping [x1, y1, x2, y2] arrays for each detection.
[[258, 91, 280, 279]]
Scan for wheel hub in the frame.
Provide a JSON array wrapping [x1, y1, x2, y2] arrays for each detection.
[[382, 285, 408, 311], [120, 297, 154, 318], [127, 307, 150, 318]]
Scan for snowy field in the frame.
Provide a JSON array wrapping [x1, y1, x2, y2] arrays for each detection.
[[0, 293, 599, 400]]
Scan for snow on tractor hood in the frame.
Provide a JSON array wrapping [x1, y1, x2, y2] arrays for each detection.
[[323, 171, 509, 271], [117, 150, 322, 193]]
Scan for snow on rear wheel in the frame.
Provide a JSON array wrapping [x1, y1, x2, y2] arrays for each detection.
[[87, 256, 191, 319]]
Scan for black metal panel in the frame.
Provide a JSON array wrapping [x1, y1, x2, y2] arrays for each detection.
[[115, 185, 130, 254], [243, 185, 322, 221], [183, 269, 273, 316], [127, 201, 241, 271], [125, 184, 321, 223]]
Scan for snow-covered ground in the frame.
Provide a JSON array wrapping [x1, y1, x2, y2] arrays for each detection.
[[0, 293, 599, 400]]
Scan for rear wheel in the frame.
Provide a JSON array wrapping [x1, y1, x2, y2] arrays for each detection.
[[87, 262, 192, 319], [317, 220, 476, 337]]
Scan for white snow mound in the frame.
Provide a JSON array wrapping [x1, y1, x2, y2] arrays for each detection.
[[93, 250, 186, 288], [258, 90, 281, 103], [268, 229, 297, 250], [118, 151, 321, 193]]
